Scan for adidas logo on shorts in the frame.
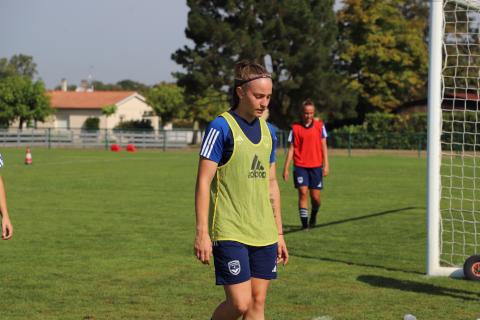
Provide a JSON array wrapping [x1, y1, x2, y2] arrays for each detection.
[[248, 154, 266, 179]]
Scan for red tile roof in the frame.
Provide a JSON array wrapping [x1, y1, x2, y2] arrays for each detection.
[[445, 92, 480, 101], [48, 91, 138, 109]]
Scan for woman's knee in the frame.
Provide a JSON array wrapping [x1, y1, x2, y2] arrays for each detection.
[[251, 294, 266, 308], [230, 296, 251, 314], [298, 188, 309, 199]]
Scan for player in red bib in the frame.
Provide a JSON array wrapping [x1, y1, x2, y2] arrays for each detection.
[[283, 99, 329, 229]]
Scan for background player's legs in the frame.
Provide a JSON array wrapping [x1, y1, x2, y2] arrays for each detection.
[[212, 281, 252, 320], [298, 186, 309, 229], [309, 189, 321, 227], [243, 277, 270, 320]]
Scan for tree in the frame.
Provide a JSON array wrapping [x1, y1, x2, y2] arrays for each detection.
[[90, 79, 149, 94], [101, 104, 117, 129], [0, 58, 16, 79], [172, 0, 357, 128], [116, 79, 149, 94], [92, 81, 120, 91], [188, 88, 230, 127], [102, 104, 117, 117], [146, 83, 188, 126], [0, 54, 38, 79], [8, 54, 38, 79], [0, 76, 52, 128], [337, 0, 428, 117]]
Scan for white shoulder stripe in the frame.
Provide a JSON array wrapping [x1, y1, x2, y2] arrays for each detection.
[[200, 129, 216, 156], [205, 130, 220, 158]]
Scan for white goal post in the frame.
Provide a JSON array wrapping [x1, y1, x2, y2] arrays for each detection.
[[427, 0, 480, 277]]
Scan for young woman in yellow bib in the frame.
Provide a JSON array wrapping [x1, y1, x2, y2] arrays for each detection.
[[194, 60, 288, 320]]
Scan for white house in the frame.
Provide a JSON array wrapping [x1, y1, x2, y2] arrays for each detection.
[[34, 90, 159, 130]]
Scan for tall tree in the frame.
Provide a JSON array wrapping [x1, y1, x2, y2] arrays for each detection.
[[0, 76, 52, 128], [0, 54, 38, 79], [172, 0, 356, 128], [8, 54, 38, 79], [337, 0, 428, 116], [0, 58, 16, 79]]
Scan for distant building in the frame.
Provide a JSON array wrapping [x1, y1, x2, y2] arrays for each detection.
[[395, 92, 480, 115], [33, 90, 159, 130]]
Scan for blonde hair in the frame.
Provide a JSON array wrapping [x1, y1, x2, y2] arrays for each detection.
[[300, 98, 315, 113], [232, 60, 271, 109]]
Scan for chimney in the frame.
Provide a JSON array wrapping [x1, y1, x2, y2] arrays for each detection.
[[60, 78, 68, 92]]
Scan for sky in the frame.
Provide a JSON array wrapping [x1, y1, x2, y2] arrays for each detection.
[[0, 0, 343, 89]]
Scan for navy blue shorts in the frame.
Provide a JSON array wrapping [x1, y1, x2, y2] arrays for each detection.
[[293, 166, 323, 189], [212, 241, 278, 285]]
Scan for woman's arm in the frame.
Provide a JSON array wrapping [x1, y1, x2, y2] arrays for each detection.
[[194, 158, 218, 264], [270, 163, 288, 265], [0, 176, 12, 240]]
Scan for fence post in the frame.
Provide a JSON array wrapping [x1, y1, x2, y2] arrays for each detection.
[[163, 130, 167, 151], [418, 133, 423, 159], [48, 128, 51, 149], [348, 131, 352, 157], [104, 128, 109, 150]]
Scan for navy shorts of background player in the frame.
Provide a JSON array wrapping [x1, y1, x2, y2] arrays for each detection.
[[199, 110, 278, 284], [293, 166, 324, 190]]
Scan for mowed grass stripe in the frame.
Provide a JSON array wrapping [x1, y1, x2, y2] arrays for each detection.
[[0, 149, 478, 319]]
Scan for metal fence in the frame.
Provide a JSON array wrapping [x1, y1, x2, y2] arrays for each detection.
[[0, 128, 201, 150], [0, 128, 427, 155]]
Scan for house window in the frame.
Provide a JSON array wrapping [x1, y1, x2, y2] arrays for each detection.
[[57, 118, 69, 129]]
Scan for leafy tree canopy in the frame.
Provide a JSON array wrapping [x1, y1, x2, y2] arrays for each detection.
[[173, 0, 357, 128], [0, 75, 52, 128], [90, 79, 149, 94], [337, 0, 428, 114], [102, 104, 117, 117], [0, 54, 38, 79], [147, 83, 188, 125]]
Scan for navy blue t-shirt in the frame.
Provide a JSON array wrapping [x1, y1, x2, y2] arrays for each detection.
[[200, 110, 277, 165]]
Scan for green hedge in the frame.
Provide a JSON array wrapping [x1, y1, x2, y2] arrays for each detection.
[[114, 119, 153, 131], [331, 112, 427, 150]]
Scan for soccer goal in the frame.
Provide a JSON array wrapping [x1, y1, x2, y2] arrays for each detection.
[[427, 0, 480, 276]]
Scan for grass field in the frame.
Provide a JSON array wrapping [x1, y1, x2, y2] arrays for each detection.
[[0, 148, 478, 320]]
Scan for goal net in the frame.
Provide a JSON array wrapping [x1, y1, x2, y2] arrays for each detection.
[[428, 0, 480, 276]]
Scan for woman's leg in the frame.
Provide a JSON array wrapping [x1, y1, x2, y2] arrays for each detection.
[[243, 278, 270, 320], [212, 281, 252, 320]]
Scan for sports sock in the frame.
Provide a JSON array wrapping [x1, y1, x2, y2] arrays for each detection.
[[309, 203, 320, 227], [299, 208, 308, 229]]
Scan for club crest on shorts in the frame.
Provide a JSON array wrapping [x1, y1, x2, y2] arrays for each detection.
[[297, 176, 304, 184], [228, 260, 241, 275]]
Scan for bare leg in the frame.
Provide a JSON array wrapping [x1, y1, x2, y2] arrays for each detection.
[[298, 186, 309, 209], [243, 278, 270, 320], [212, 281, 252, 320]]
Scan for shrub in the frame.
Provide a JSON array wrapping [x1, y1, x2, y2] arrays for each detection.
[[114, 119, 153, 131]]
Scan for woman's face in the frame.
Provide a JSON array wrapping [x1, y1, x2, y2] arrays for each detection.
[[236, 78, 272, 119], [302, 105, 315, 125]]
